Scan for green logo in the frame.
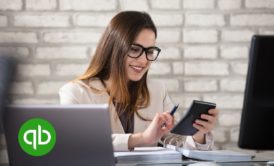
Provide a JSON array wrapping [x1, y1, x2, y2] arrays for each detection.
[[18, 118, 56, 156]]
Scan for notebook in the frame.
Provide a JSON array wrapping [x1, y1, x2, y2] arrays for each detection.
[[114, 147, 185, 164], [3, 104, 115, 166], [166, 144, 253, 162]]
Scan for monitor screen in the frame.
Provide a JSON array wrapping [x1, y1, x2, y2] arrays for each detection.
[[238, 35, 274, 150]]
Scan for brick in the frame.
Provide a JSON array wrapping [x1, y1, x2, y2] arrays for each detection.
[[170, 94, 202, 109], [230, 62, 248, 75], [119, 0, 149, 11], [36, 47, 87, 59], [37, 81, 66, 95], [157, 29, 181, 43], [74, 14, 113, 27], [26, 0, 57, 10], [245, 0, 274, 8], [185, 14, 225, 26], [220, 46, 249, 59], [60, 0, 116, 11], [158, 47, 181, 60], [218, 0, 241, 10], [0, 0, 22, 10], [0, 16, 7, 27], [0, 47, 29, 58], [184, 80, 217, 92], [183, 29, 218, 43], [185, 61, 229, 76], [0, 149, 8, 164], [231, 14, 274, 26], [17, 64, 50, 77], [14, 14, 70, 27], [43, 31, 102, 43], [153, 78, 180, 92], [183, 0, 215, 9], [151, 0, 181, 9], [212, 128, 227, 143], [55, 64, 87, 76], [230, 127, 240, 142], [203, 94, 244, 109], [221, 29, 254, 42], [220, 78, 245, 92], [260, 30, 274, 35], [10, 81, 34, 95], [218, 111, 241, 126], [13, 98, 58, 104], [172, 62, 184, 74], [184, 46, 217, 59], [148, 62, 171, 75], [0, 32, 37, 43], [151, 14, 183, 27]]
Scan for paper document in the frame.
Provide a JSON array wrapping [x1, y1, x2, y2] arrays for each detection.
[[114, 147, 183, 164], [166, 144, 253, 162]]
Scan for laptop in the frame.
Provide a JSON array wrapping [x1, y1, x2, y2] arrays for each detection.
[[3, 104, 115, 166]]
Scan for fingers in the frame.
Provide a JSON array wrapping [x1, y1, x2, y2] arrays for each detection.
[[194, 108, 219, 134], [208, 108, 219, 116]]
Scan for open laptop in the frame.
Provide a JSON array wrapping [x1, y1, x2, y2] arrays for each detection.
[[3, 104, 115, 166]]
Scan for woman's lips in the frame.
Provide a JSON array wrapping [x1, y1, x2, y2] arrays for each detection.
[[130, 65, 144, 73]]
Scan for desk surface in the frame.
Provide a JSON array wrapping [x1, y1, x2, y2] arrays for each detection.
[[116, 154, 274, 166]]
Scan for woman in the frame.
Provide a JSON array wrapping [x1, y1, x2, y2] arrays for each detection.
[[59, 11, 219, 151]]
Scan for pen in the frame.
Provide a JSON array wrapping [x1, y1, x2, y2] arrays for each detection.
[[170, 104, 179, 116], [161, 104, 179, 128]]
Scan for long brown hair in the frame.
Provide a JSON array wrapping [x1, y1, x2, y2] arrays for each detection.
[[77, 11, 157, 121]]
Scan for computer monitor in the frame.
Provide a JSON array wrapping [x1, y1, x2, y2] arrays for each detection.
[[0, 55, 16, 133], [238, 35, 274, 150]]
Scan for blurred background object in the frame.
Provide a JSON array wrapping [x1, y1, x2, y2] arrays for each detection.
[[0, 55, 16, 133]]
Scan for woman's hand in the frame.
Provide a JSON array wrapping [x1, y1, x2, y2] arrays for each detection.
[[128, 112, 174, 149], [192, 108, 219, 144], [142, 112, 174, 145]]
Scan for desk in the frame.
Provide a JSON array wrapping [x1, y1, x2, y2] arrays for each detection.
[[116, 153, 274, 166], [117, 161, 271, 166]]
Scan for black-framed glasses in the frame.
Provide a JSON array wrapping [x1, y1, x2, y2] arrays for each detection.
[[128, 44, 161, 61]]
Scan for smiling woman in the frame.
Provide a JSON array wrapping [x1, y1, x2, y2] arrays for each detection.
[[59, 11, 219, 151]]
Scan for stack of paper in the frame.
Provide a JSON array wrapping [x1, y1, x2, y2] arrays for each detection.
[[114, 147, 183, 164], [166, 144, 253, 162]]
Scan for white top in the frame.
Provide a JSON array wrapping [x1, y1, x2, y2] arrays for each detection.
[[59, 78, 214, 151]]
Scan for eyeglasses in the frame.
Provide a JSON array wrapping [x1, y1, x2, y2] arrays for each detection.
[[127, 44, 161, 61]]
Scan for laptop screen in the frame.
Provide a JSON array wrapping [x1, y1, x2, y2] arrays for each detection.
[[3, 104, 115, 166]]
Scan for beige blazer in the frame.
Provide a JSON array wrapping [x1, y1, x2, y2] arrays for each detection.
[[59, 78, 213, 151]]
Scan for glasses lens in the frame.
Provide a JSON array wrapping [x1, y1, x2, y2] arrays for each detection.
[[128, 45, 143, 58], [146, 48, 159, 61]]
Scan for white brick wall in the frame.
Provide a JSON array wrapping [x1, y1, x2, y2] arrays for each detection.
[[36, 46, 88, 59], [185, 14, 225, 27], [245, 0, 274, 8], [1, 0, 274, 164], [43, 31, 102, 43], [0, 32, 37, 43], [218, 0, 241, 10], [60, 0, 117, 11], [184, 80, 218, 92], [185, 61, 229, 76], [184, 46, 217, 59], [150, 0, 181, 9], [0, 16, 7, 27], [0, 0, 22, 10], [231, 14, 274, 26], [26, 0, 57, 10], [183, 29, 218, 43], [14, 14, 70, 27], [183, 0, 215, 9], [74, 14, 113, 27]]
